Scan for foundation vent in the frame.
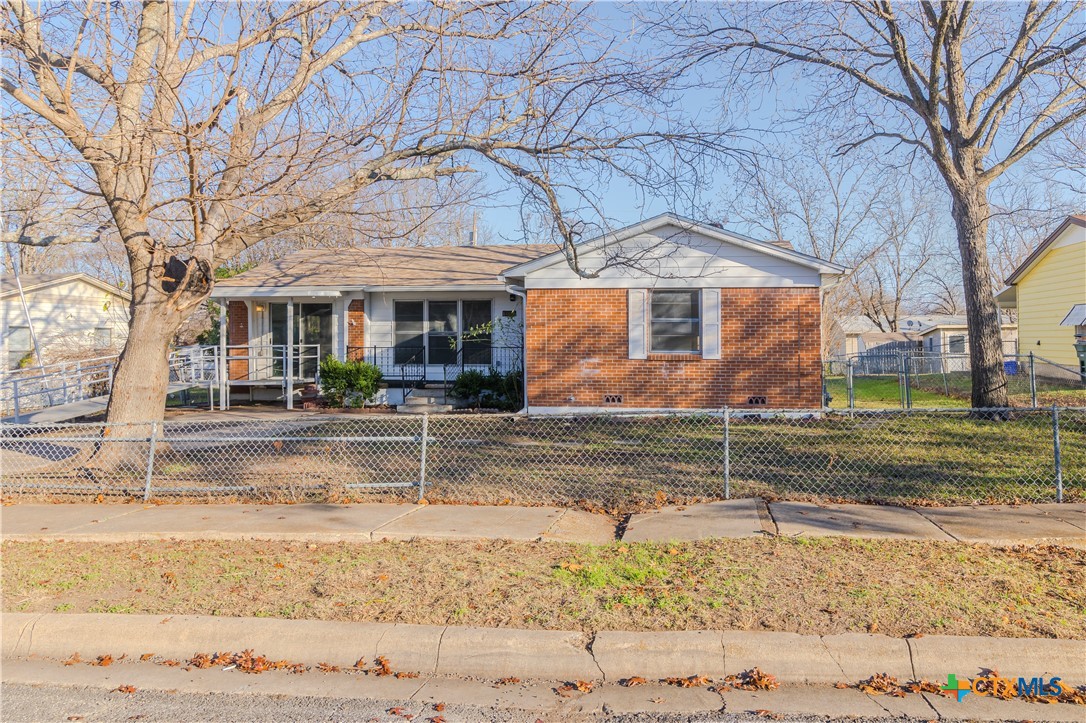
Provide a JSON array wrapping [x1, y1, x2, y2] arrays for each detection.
[[603, 394, 623, 404], [746, 396, 768, 406]]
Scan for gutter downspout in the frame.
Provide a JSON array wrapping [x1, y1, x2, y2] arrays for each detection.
[[505, 284, 528, 415]]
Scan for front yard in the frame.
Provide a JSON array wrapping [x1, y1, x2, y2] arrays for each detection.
[[4, 537, 1084, 640]]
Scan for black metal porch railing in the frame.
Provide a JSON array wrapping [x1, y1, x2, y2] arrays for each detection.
[[346, 345, 523, 386]]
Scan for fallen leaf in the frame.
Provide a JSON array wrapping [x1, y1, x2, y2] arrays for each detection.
[[858, 673, 900, 695], [139, 653, 154, 661], [495, 677, 520, 686], [724, 668, 780, 691], [353, 657, 366, 669], [317, 662, 340, 673], [621, 676, 648, 687], [113, 685, 137, 694], [665, 675, 711, 688], [64, 653, 82, 666], [93, 654, 113, 667]]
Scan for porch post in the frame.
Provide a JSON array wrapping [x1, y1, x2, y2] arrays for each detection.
[[218, 302, 227, 410], [285, 300, 294, 410]]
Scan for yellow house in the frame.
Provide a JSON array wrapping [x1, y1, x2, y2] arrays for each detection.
[[997, 214, 1086, 369]]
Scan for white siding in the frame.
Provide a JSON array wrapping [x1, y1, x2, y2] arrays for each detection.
[[1, 279, 129, 367], [521, 225, 822, 289]]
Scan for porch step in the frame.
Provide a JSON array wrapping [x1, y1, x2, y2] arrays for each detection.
[[396, 388, 453, 414], [396, 403, 453, 414], [409, 388, 449, 400]]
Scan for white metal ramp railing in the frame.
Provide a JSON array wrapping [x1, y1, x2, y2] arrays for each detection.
[[0, 347, 225, 421], [0, 355, 120, 419]]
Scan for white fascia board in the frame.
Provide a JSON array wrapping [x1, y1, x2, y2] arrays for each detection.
[[362, 284, 508, 293], [211, 287, 346, 299]]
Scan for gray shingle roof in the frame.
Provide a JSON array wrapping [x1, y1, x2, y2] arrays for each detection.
[[216, 244, 557, 290]]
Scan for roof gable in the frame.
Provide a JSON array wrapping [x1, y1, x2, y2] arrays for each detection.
[[501, 213, 848, 281], [1005, 214, 1086, 285], [0, 273, 130, 301]]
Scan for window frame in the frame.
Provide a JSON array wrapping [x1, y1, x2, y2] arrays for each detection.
[[948, 334, 966, 354], [393, 299, 496, 366], [648, 289, 702, 354], [93, 326, 112, 349], [7, 325, 31, 352]]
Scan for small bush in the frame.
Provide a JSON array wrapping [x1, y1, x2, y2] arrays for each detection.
[[450, 369, 488, 399], [451, 367, 523, 411], [318, 355, 382, 407]]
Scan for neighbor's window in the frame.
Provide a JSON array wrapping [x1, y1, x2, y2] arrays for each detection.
[[7, 326, 31, 351], [948, 335, 966, 354], [650, 290, 700, 353], [94, 327, 112, 349]]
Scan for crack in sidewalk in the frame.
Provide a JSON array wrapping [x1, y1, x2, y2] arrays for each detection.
[[910, 508, 960, 542], [585, 632, 606, 681]]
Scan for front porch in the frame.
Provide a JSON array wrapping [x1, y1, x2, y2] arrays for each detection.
[[211, 289, 524, 410]]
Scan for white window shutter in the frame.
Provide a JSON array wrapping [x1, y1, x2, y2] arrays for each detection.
[[628, 289, 647, 359], [701, 288, 721, 359]]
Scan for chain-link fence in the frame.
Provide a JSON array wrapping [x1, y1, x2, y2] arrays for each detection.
[[824, 353, 1086, 410], [3, 407, 1082, 509]]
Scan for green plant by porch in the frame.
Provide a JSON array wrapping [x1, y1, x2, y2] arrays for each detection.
[[318, 356, 382, 408]]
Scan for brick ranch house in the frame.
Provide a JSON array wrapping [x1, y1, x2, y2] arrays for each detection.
[[211, 214, 847, 412]]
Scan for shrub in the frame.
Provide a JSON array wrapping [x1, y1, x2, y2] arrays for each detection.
[[450, 369, 489, 400], [451, 366, 523, 411], [318, 355, 382, 407]]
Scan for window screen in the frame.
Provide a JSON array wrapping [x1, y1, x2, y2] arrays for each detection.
[[650, 290, 700, 353]]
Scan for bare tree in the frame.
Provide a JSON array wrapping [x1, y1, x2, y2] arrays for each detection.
[[849, 193, 940, 331], [3, 1, 709, 423], [719, 145, 887, 354], [657, 0, 1086, 407]]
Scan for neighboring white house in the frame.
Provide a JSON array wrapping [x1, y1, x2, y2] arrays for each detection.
[[832, 314, 1018, 365], [1, 273, 130, 369]]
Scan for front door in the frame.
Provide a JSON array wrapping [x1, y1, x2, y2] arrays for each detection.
[[269, 303, 333, 378]]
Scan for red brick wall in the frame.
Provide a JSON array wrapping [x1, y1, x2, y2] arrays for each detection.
[[525, 288, 822, 409], [346, 299, 365, 360], [227, 300, 249, 381]]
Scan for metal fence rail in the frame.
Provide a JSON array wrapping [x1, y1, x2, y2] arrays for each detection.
[[2, 407, 1082, 509], [825, 352, 1086, 410]]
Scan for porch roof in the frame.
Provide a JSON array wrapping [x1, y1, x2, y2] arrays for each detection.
[[214, 244, 556, 297]]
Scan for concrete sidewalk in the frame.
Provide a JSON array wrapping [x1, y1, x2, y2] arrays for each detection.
[[2, 499, 1083, 547]]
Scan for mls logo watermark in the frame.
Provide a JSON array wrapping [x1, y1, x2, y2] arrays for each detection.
[[941, 673, 1066, 702]]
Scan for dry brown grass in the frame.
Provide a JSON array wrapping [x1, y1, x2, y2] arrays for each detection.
[[3, 537, 1084, 639]]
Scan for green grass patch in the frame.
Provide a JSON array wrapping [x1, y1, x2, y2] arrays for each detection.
[[4, 538, 1084, 640]]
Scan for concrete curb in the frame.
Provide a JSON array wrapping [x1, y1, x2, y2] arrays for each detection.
[[3, 613, 1083, 685]]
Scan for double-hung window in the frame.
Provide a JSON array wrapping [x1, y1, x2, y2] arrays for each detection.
[[649, 290, 701, 353]]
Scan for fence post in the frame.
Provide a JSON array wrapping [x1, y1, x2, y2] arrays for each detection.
[[76, 361, 83, 401], [143, 421, 159, 501], [846, 359, 855, 411], [12, 378, 19, 420], [418, 414, 430, 502], [1029, 352, 1037, 408], [723, 406, 730, 500], [1052, 405, 1063, 503]]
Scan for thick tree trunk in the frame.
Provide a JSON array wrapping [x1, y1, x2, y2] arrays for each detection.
[[949, 186, 1008, 409], [104, 299, 181, 426]]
